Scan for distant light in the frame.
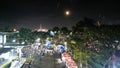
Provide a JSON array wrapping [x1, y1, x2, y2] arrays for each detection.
[[12, 39, 16, 42], [115, 40, 119, 43], [65, 10, 70, 16], [21, 42, 25, 44], [36, 38, 40, 42], [13, 28, 16, 32], [50, 31, 55, 36]]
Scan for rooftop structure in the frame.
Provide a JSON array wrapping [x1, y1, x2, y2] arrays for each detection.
[[32, 25, 48, 32]]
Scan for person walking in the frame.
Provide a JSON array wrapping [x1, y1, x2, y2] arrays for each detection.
[[39, 51, 44, 61], [28, 61, 31, 68]]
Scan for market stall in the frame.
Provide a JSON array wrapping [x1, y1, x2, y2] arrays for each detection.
[[61, 52, 78, 68]]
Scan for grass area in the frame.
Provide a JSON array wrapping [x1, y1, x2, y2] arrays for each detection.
[[0, 61, 11, 68], [0, 56, 18, 68], [25, 58, 32, 64]]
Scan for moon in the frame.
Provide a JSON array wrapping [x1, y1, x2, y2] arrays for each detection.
[[65, 10, 70, 16]]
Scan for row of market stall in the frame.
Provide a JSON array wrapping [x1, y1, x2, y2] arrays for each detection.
[[62, 52, 78, 68]]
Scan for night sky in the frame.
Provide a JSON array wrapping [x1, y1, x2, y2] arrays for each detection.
[[0, 0, 120, 29]]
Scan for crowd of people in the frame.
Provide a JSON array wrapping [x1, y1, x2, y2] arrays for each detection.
[[32, 37, 67, 62]]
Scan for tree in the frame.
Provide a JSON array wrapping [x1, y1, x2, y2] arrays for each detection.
[[60, 27, 69, 34], [69, 17, 116, 68], [19, 28, 32, 44], [52, 26, 60, 32], [72, 17, 96, 33], [3, 26, 13, 32]]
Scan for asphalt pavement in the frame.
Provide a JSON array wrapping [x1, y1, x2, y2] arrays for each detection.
[[31, 51, 65, 68], [22, 45, 65, 68]]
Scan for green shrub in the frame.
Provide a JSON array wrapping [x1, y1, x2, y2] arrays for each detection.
[[25, 58, 32, 64]]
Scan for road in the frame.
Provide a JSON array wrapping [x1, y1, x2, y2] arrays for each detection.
[[22, 45, 65, 68]]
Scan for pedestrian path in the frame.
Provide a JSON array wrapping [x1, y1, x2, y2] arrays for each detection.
[[21, 52, 65, 68], [31, 53, 65, 68], [21, 44, 66, 68]]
